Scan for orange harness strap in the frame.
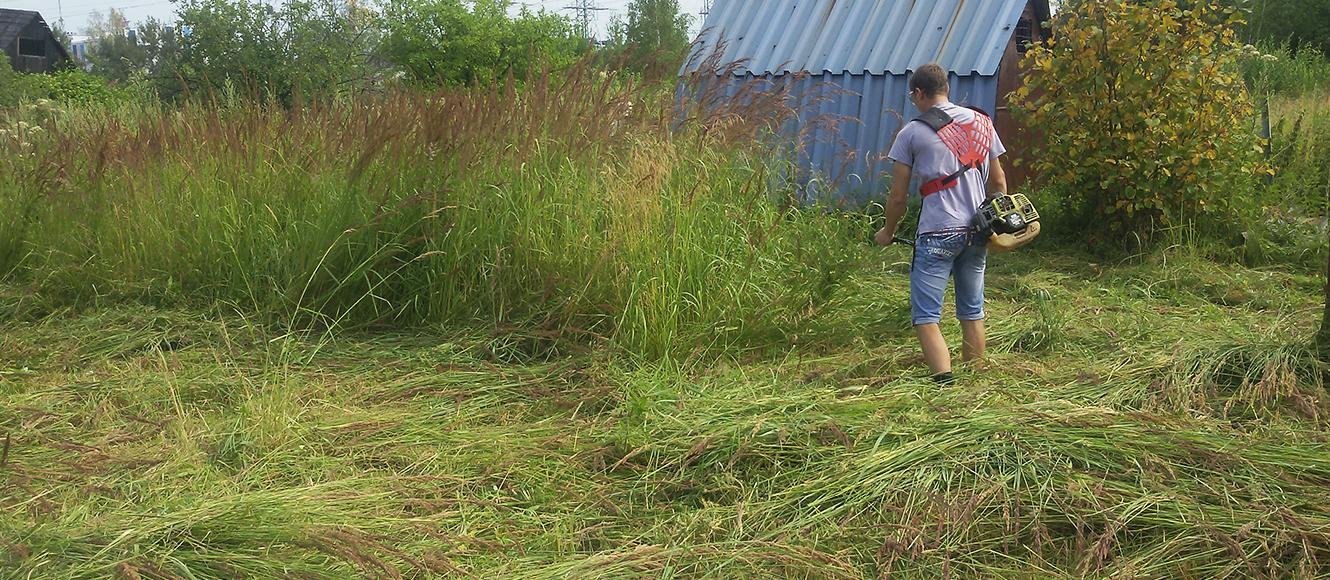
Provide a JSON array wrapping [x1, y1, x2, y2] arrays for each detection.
[[916, 107, 994, 197]]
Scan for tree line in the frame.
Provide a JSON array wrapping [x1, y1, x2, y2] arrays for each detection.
[[61, 0, 694, 102]]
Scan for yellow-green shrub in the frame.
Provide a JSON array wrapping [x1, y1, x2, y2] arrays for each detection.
[[1012, 0, 1267, 246]]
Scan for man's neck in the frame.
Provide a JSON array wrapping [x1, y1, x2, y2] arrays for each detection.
[[918, 96, 949, 110]]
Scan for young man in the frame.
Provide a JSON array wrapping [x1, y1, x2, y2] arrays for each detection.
[[874, 63, 1008, 383]]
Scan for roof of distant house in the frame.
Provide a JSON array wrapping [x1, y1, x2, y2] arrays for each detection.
[[0, 8, 73, 63]]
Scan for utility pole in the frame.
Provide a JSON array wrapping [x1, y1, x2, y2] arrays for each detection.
[[695, 0, 712, 38], [563, 0, 608, 41]]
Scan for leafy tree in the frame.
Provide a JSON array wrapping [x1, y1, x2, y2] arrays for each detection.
[[173, 0, 289, 98], [1011, 0, 1266, 246], [282, 0, 383, 94], [50, 23, 73, 51], [169, 0, 380, 101], [83, 9, 135, 82], [501, 6, 585, 78], [84, 12, 178, 87], [380, 0, 582, 87], [607, 0, 691, 76], [82, 9, 131, 42]]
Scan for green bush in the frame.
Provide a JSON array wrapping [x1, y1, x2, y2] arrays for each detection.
[[0, 54, 134, 109], [380, 0, 585, 87], [0, 54, 43, 107], [30, 68, 128, 107], [1011, 0, 1267, 248]]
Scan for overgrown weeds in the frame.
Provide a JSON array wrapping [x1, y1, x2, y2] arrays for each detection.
[[0, 63, 878, 360], [1241, 41, 1330, 98]]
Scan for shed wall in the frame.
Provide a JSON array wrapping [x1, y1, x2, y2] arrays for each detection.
[[688, 72, 998, 206]]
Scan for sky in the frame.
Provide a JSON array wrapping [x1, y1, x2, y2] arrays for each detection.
[[2, 0, 709, 40]]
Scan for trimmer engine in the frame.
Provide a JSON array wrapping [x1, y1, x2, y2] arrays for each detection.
[[974, 193, 1041, 252]]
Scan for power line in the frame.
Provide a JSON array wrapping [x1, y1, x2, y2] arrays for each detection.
[[562, 0, 608, 40], [515, 0, 565, 10], [59, 0, 175, 20]]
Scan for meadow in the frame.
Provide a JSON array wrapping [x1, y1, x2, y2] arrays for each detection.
[[3, 63, 1330, 577]]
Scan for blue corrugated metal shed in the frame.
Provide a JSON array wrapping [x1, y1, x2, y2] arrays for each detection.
[[679, 0, 1044, 206]]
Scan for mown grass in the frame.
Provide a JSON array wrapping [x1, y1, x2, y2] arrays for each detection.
[[3, 244, 1328, 578]]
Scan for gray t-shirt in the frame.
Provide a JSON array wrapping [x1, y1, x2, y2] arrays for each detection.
[[887, 101, 1006, 234]]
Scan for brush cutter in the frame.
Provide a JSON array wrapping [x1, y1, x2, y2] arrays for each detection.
[[975, 193, 1041, 253], [886, 193, 1039, 266]]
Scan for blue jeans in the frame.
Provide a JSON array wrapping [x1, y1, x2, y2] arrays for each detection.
[[910, 230, 987, 326]]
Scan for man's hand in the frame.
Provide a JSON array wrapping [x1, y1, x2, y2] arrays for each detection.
[[874, 227, 895, 246]]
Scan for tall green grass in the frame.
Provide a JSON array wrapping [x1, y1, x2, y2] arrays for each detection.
[[1244, 41, 1330, 216], [0, 66, 881, 360], [1236, 87, 1330, 270], [1269, 91, 1330, 211], [1241, 41, 1330, 98]]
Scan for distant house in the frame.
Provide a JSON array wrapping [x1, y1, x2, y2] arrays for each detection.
[[69, 35, 94, 67], [0, 9, 72, 73], [680, 0, 1052, 204]]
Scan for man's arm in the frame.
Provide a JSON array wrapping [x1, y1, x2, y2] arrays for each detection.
[[986, 155, 1007, 197], [874, 162, 912, 246]]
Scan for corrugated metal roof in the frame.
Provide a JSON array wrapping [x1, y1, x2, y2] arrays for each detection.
[[683, 0, 1030, 77]]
